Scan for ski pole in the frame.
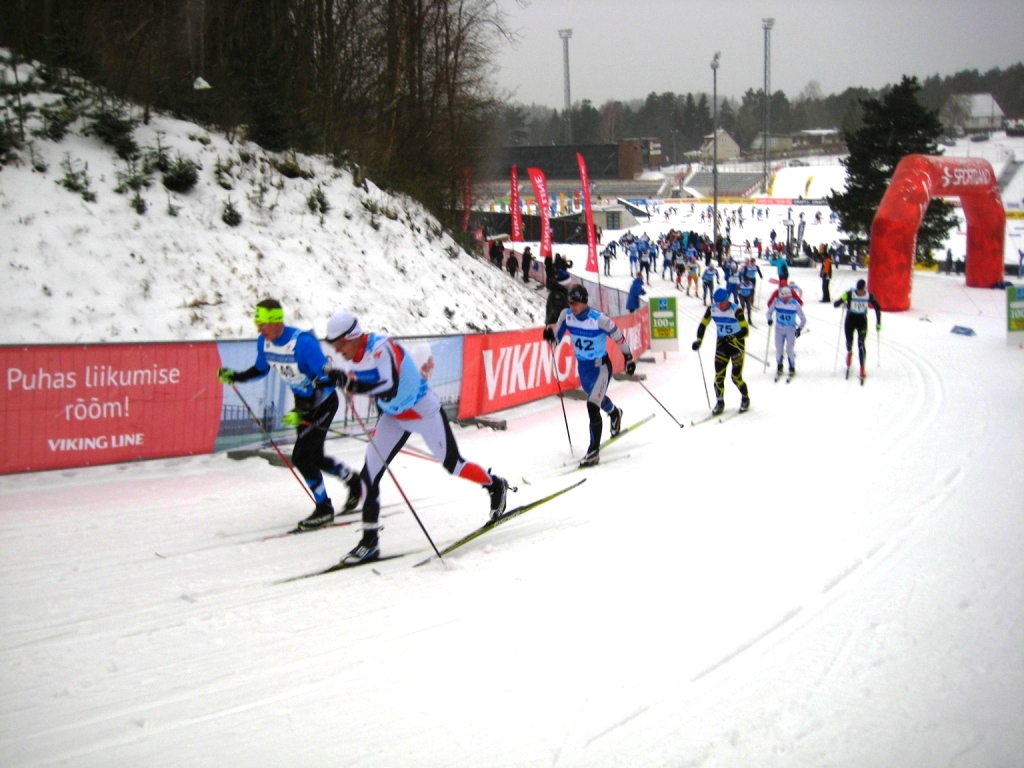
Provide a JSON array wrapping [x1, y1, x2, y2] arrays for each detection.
[[762, 323, 772, 373], [341, 389, 446, 565], [833, 306, 846, 374], [696, 346, 711, 409], [548, 339, 574, 454], [231, 384, 315, 502], [876, 323, 881, 368], [303, 419, 439, 463], [630, 376, 684, 427]]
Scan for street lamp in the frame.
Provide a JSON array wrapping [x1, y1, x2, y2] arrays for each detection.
[[711, 51, 720, 248]]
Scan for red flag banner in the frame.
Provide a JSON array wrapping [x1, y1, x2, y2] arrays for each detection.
[[576, 152, 599, 273], [527, 167, 553, 258], [510, 165, 523, 242]]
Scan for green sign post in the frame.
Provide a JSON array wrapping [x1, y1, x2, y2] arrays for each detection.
[[650, 296, 679, 353], [1008, 284, 1024, 346]]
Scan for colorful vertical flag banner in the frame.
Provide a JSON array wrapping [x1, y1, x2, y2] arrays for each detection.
[[527, 167, 553, 258], [577, 153, 599, 273], [510, 165, 523, 242]]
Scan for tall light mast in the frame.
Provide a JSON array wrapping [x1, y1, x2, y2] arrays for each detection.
[[558, 29, 573, 143]]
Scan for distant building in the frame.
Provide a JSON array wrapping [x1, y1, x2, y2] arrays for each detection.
[[482, 139, 663, 182], [698, 129, 741, 161], [750, 129, 844, 155], [618, 138, 662, 177], [943, 94, 1005, 133]]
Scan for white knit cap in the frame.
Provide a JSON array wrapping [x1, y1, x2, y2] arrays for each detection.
[[325, 311, 363, 342]]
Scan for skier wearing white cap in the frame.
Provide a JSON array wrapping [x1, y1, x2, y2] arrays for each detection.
[[766, 286, 807, 381], [323, 311, 510, 565]]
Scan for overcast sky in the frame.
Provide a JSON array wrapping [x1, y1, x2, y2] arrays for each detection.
[[492, 0, 1023, 108]]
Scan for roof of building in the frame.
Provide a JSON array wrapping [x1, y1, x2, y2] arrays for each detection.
[[954, 93, 1005, 119]]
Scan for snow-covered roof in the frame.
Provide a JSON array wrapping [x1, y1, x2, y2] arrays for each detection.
[[954, 93, 1005, 119]]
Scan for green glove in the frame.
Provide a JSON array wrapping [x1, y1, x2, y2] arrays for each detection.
[[876, 323, 881, 332], [217, 368, 235, 385], [282, 410, 304, 428]]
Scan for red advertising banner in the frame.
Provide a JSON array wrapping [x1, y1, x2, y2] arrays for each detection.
[[510, 165, 523, 242], [1, 344, 223, 474], [576, 152, 599, 273], [527, 167, 553, 258], [457, 311, 648, 419]]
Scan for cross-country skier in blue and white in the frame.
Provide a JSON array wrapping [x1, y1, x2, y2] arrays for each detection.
[[217, 298, 360, 531], [766, 285, 807, 380], [323, 311, 509, 565], [543, 285, 635, 468], [701, 262, 719, 305]]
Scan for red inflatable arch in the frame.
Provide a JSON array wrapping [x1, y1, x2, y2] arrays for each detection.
[[868, 154, 1005, 311]]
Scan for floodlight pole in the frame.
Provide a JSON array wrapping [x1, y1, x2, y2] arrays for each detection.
[[559, 29, 573, 144], [762, 17, 774, 194], [711, 52, 720, 247]]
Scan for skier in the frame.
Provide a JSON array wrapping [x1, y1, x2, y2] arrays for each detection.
[[322, 311, 509, 565], [217, 299, 360, 530], [834, 279, 882, 382], [602, 244, 616, 277], [737, 273, 756, 324], [742, 257, 763, 305], [692, 288, 751, 415], [543, 284, 635, 467], [701, 262, 719, 305], [766, 285, 807, 380]]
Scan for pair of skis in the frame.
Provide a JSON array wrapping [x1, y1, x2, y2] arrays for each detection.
[[690, 406, 749, 426], [276, 478, 588, 581], [275, 413, 656, 581], [562, 413, 655, 471]]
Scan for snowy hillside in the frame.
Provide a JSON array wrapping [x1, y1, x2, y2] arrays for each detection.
[[0, 54, 546, 345]]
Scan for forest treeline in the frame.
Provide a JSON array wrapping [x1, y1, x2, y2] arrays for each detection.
[[496, 64, 1024, 160], [0, 0, 511, 224], [1, 1, 1021, 224]]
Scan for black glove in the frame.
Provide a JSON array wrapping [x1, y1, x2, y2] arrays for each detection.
[[542, 327, 556, 343], [795, 328, 802, 338], [325, 368, 356, 392], [691, 340, 701, 351], [767, 319, 773, 327], [624, 353, 636, 376], [833, 299, 842, 308]]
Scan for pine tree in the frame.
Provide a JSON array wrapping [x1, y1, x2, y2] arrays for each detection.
[[828, 76, 957, 262]]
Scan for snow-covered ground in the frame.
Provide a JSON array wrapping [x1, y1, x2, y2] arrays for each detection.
[[2, 54, 1023, 767], [2, 264, 1022, 767]]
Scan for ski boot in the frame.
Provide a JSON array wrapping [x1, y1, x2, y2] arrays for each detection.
[[343, 471, 362, 513], [578, 446, 600, 468], [711, 400, 725, 416], [342, 525, 381, 565], [297, 499, 335, 531], [609, 407, 623, 437], [486, 474, 509, 520], [739, 396, 751, 413]]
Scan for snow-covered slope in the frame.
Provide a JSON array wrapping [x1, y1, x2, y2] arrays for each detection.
[[0, 55, 545, 345]]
